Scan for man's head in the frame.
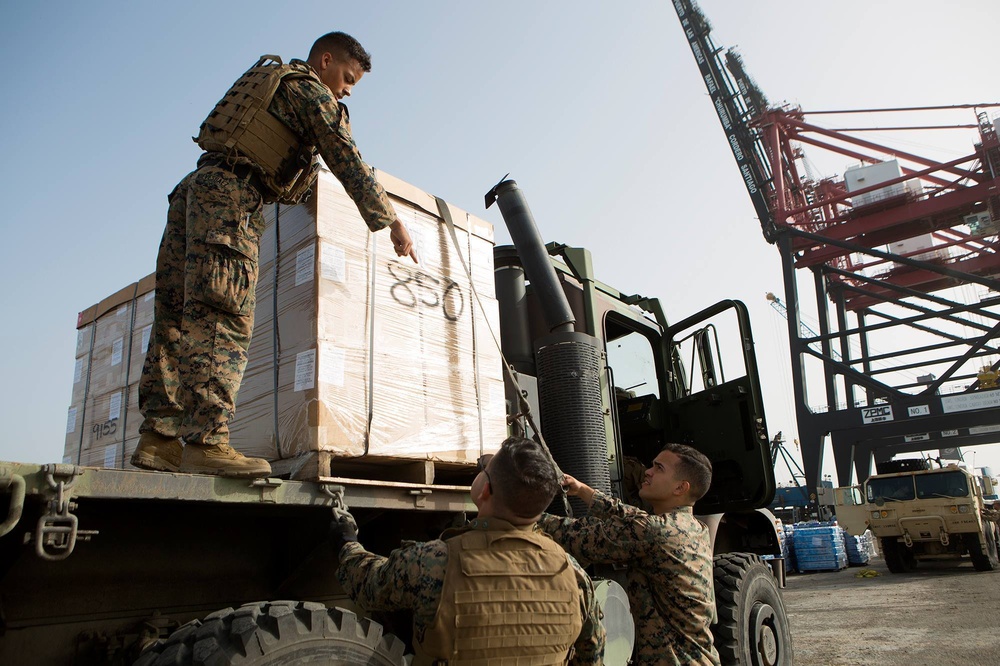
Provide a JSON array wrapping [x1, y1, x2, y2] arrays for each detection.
[[639, 442, 713, 511], [307, 32, 372, 100], [472, 437, 562, 524]]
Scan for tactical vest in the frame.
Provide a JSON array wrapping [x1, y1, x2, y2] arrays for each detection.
[[414, 524, 584, 666], [195, 55, 320, 204]]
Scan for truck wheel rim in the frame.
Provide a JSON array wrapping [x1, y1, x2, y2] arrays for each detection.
[[750, 601, 780, 666]]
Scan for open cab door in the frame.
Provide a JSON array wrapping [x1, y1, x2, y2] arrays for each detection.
[[662, 300, 774, 514], [833, 485, 869, 536]]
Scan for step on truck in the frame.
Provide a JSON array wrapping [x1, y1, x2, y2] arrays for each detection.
[[0, 179, 792, 665], [834, 457, 1000, 572]]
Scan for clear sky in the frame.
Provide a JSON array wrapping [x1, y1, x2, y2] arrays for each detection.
[[2, 0, 999, 487]]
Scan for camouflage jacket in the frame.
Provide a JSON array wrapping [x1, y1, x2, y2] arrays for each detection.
[[205, 58, 396, 232], [539, 491, 720, 666], [337, 518, 606, 664]]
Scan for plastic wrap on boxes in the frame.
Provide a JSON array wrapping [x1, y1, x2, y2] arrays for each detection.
[[65, 276, 154, 468], [230, 167, 505, 470], [66, 167, 506, 476]]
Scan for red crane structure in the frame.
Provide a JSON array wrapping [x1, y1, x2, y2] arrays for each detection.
[[672, 0, 1000, 492]]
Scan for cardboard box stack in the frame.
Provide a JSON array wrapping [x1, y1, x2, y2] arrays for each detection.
[[65, 275, 155, 468], [64, 166, 506, 480]]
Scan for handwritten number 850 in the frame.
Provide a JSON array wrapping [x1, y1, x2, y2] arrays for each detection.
[[388, 263, 465, 322]]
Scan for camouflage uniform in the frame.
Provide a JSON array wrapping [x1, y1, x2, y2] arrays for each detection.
[[539, 490, 720, 666], [139, 59, 395, 446], [337, 518, 606, 664]]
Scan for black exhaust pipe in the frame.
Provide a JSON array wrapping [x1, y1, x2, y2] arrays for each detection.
[[487, 179, 611, 514]]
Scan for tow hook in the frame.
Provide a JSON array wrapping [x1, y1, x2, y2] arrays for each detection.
[[30, 464, 99, 561]]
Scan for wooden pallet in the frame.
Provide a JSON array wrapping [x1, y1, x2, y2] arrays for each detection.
[[270, 451, 478, 486]]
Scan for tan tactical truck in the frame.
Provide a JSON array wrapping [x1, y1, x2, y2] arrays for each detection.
[[834, 459, 1000, 573]]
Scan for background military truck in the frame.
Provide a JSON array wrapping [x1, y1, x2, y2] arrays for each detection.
[[834, 457, 1000, 573], [0, 179, 791, 665]]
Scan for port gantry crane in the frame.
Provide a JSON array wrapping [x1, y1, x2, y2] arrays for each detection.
[[672, 0, 1000, 493]]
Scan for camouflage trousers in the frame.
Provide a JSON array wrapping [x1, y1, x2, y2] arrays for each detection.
[[138, 166, 264, 446]]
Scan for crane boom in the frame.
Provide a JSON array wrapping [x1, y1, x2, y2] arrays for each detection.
[[671, 0, 776, 240]]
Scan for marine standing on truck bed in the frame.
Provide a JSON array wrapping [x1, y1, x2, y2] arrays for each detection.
[[540, 443, 721, 666], [131, 31, 417, 478], [332, 437, 607, 665]]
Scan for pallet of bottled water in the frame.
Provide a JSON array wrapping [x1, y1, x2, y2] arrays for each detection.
[[843, 527, 871, 566], [782, 524, 797, 573], [792, 522, 847, 571]]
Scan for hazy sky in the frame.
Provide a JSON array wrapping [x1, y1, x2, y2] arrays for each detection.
[[2, 1, 999, 486]]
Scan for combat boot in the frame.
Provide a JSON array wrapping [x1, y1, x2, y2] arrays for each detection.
[[179, 443, 271, 478], [130, 432, 183, 472]]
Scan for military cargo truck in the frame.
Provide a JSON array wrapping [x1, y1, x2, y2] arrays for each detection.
[[834, 458, 1000, 573], [0, 179, 791, 665]]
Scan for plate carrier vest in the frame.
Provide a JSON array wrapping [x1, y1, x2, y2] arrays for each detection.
[[414, 525, 584, 666], [195, 55, 320, 204]]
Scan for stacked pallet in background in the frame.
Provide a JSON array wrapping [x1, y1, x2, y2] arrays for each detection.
[[65, 275, 155, 469], [792, 522, 848, 572], [63, 165, 506, 482], [783, 523, 798, 573], [843, 528, 874, 566]]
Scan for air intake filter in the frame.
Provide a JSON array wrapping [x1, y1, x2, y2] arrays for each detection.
[[536, 331, 611, 515]]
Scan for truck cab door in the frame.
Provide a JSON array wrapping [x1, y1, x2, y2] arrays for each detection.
[[833, 485, 869, 535], [662, 300, 774, 514]]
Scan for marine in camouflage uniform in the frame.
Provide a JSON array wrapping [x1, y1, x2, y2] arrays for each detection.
[[539, 443, 721, 666], [134, 32, 416, 477], [332, 437, 606, 664]]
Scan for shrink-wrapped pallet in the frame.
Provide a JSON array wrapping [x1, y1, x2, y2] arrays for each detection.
[[65, 166, 506, 481], [64, 275, 154, 468], [231, 167, 505, 480]]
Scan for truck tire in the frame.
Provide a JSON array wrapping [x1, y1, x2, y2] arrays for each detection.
[[969, 528, 999, 572], [713, 553, 793, 666], [133, 601, 407, 665], [880, 538, 915, 574]]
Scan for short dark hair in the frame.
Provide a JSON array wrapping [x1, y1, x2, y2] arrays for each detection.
[[308, 32, 372, 72], [663, 442, 713, 501], [489, 437, 562, 518]]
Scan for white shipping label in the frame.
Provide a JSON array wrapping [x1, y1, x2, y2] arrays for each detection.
[[319, 346, 346, 387], [142, 325, 152, 353], [74, 358, 83, 384], [320, 242, 346, 283], [66, 407, 77, 434], [296, 245, 316, 286], [111, 337, 124, 366], [104, 444, 117, 469], [942, 389, 1000, 413], [489, 382, 503, 408], [861, 405, 894, 424], [295, 349, 316, 392], [77, 325, 91, 350], [109, 391, 123, 421]]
